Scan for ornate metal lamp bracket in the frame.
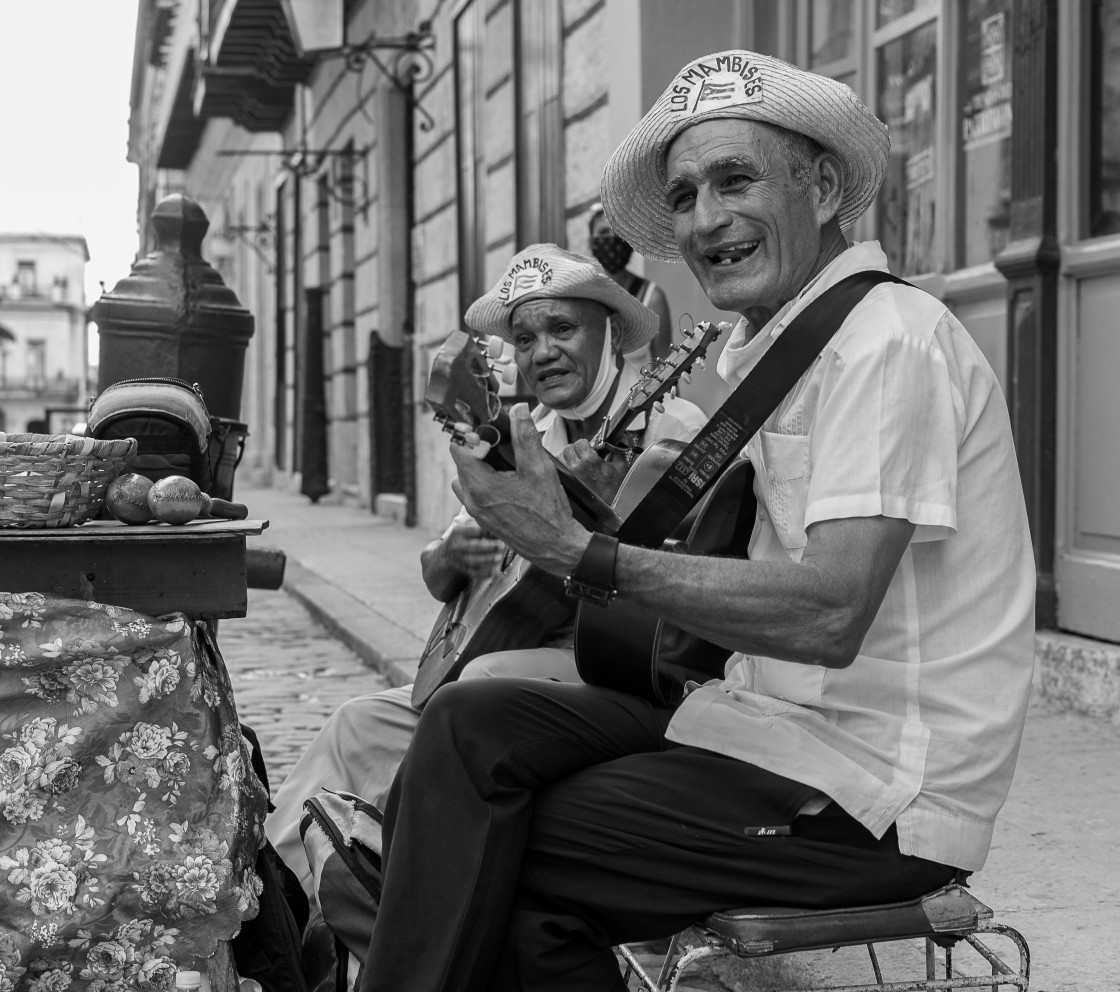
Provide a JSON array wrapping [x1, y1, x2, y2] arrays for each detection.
[[217, 147, 372, 209], [336, 20, 436, 131], [222, 215, 276, 274]]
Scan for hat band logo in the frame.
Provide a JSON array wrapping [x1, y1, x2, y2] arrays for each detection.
[[668, 57, 764, 115], [498, 258, 553, 304]]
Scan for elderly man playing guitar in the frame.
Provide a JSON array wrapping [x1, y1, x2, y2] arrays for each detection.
[[266, 244, 708, 893], [358, 50, 1037, 992]]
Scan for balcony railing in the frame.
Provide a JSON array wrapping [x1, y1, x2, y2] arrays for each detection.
[[0, 376, 84, 401], [0, 284, 77, 305]]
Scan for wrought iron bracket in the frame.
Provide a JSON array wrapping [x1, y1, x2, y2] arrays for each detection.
[[217, 147, 372, 209], [334, 20, 436, 130], [279, 146, 368, 180], [221, 215, 276, 273]]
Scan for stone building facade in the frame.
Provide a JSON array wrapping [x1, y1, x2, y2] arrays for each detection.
[[124, 0, 1120, 677]]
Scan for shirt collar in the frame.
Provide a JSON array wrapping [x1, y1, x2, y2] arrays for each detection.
[[716, 241, 890, 388]]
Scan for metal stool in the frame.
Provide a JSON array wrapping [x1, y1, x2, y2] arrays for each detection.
[[618, 882, 1030, 992]]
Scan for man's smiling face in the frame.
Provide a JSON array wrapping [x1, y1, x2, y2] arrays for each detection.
[[663, 119, 835, 324], [511, 297, 611, 409]]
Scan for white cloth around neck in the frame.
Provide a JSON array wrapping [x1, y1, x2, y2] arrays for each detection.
[[552, 315, 620, 421]]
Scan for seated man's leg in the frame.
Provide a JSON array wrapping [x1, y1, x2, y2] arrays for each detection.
[[491, 748, 959, 992], [265, 684, 420, 893], [457, 646, 580, 682], [359, 677, 672, 992]]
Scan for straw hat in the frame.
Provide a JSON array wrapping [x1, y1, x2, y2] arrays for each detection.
[[464, 244, 659, 353], [600, 50, 890, 261]]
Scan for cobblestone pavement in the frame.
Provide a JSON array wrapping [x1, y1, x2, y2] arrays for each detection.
[[216, 587, 390, 788]]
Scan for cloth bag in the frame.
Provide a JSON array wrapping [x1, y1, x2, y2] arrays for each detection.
[[0, 593, 268, 989], [87, 378, 215, 494], [299, 790, 384, 991]]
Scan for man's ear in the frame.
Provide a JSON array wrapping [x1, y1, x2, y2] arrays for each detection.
[[814, 152, 845, 227], [607, 314, 622, 353]]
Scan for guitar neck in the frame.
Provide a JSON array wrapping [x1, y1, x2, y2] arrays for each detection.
[[595, 395, 646, 451], [590, 323, 725, 451]]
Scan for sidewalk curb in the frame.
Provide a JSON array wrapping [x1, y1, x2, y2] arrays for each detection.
[[265, 495, 1120, 723], [1036, 630, 1120, 723], [282, 559, 423, 689]]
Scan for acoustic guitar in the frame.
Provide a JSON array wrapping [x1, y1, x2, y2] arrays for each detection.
[[574, 457, 757, 707], [412, 322, 726, 708]]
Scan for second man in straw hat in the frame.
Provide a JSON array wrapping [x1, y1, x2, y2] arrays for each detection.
[[265, 244, 706, 893]]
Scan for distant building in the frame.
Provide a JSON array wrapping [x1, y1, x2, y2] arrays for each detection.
[[0, 234, 92, 434]]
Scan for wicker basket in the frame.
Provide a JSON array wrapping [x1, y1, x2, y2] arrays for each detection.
[[0, 433, 138, 528]]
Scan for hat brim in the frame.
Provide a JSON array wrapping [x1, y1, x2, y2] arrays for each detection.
[[600, 52, 889, 262], [464, 253, 660, 353]]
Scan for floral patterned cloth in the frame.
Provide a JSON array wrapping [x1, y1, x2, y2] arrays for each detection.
[[0, 593, 267, 992]]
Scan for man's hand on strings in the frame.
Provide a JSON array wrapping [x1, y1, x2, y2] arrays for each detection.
[[450, 404, 589, 577], [440, 520, 506, 579]]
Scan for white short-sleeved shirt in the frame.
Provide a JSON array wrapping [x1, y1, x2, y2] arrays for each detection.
[[665, 242, 1036, 872]]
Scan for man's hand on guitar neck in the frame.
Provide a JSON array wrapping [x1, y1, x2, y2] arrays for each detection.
[[557, 438, 631, 504], [451, 403, 591, 579]]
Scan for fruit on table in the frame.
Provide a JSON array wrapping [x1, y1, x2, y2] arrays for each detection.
[[147, 475, 249, 525], [105, 472, 155, 524]]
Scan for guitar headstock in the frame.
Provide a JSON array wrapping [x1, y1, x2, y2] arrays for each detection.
[[592, 320, 729, 449], [426, 330, 518, 458], [426, 330, 499, 429]]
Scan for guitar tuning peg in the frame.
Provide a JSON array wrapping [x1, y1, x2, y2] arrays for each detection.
[[486, 337, 506, 360], [462, 430, 482, 447], [470, 439, 492, 460], [680, 371, 693, 385], [454, 421, 473, 436], [654, 400, 666, 413], [693, 358, 706, 371], [500, 364, 519, 386], [669, 386, 678, 399]]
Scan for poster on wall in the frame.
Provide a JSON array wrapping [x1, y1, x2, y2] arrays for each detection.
[[961, 5, 1013, 150], [877, 22, 937, 276], [958, 1, 1013, 265]]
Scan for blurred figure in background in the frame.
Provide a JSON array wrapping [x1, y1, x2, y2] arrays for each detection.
[[589, 203, 673, 367]]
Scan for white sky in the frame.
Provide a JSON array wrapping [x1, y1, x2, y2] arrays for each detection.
[[0, 2, 141, 308]]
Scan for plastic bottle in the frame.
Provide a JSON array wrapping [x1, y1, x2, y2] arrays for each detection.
[[175, 968, 212, 992]]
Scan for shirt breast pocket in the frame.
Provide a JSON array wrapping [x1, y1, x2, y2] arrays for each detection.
[[751, 657, 826, 707], [758, 430, 810, 553]]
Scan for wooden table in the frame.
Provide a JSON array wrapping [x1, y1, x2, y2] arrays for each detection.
[[0, 518, 268, 619]]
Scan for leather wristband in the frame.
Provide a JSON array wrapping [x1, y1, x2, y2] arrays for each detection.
[[564, 532, 619, 607]]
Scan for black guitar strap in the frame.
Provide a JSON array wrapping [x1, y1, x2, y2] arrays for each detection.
[[615, 270, 906, 547]]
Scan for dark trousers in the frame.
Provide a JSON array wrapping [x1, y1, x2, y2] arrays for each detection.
[[359, 678, 956, 992]]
